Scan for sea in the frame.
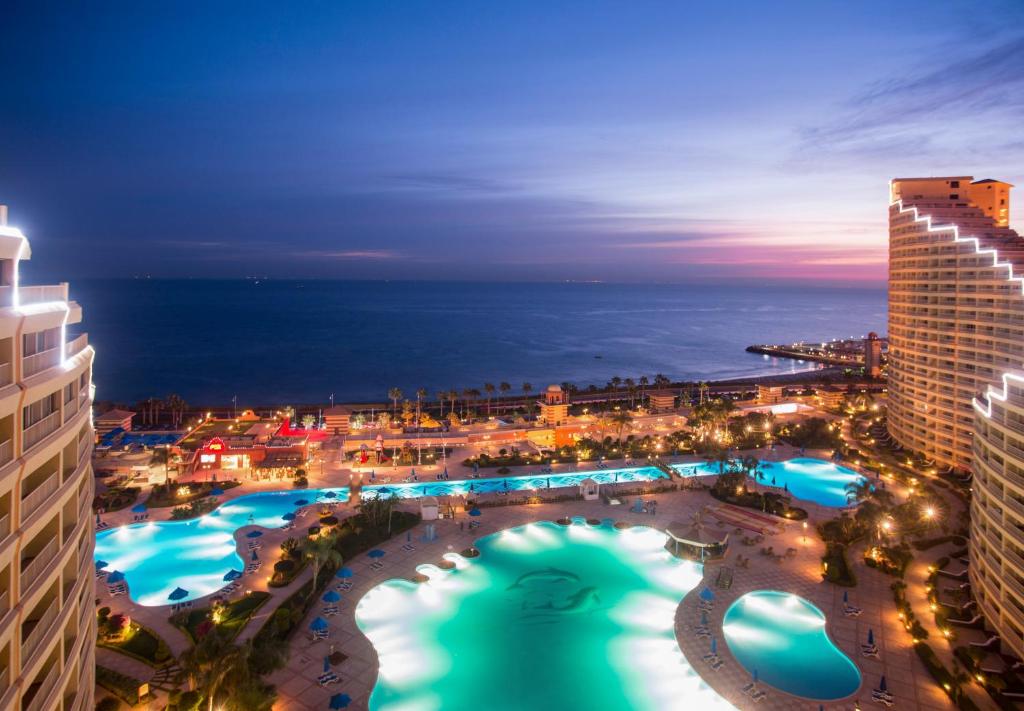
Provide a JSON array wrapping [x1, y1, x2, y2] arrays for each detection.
[[68, 280, 886, 406]]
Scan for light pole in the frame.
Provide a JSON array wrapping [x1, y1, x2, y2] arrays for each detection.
[[802, 520, 808, 544]]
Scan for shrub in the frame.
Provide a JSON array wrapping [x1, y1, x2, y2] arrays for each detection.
[[96, 698, 122, 711], [822, 543, 857, 586]]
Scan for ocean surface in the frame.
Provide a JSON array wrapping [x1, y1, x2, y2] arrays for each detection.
[[68, 280, 886, 405]]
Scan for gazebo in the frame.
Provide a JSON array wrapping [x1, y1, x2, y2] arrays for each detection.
[[579, 478, 600, 501], [665, 518, 729, 562]]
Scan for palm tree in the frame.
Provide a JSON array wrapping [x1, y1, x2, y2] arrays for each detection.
[[180, 628, 244, 711], [624, 378, 636, 407], [300, 534, 343, 591], [654, 373, 670, 388], [483, 383, 496, 415], [639, 375, 649, 406], [522, 382, 533, 400], [165, 394, 188, 428], [610, 376, 622, 392], [610, 410, 633, 444], [845, 479, 873, 504], [595, 416, 613, 442], [499, 382, 511, 410], [461, 388, 474, 418], [448, 390, 458, 418], [387, 388, 403, 418], [436, 390, 448, 417]]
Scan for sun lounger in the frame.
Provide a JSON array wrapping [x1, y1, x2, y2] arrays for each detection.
[[336, 581, 353, 591], [749, 690, 766, 702], [323, 605, 340, 616], [401, 543, 416, 552], [741, 683, 755, 694], [370, 561, 385, 571], [312, 628, 329, 641], [871, 690, 894, 706], [861, 644, 879, 658], [844, 605, 863, 617]]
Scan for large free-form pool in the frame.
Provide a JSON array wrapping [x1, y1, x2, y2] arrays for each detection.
[[355, 520, 735, 711], [722, 590, 861, 700], [95, 465, 669, 606], [671, 457, 863, 508]]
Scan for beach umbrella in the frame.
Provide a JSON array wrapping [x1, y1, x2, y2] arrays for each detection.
[[771, 476, 776, 486], [368, 549, 385, 559], [843, 590, 849, 603], [337, 567, 354, 579], [246, 530, 263, 538], [700, 610, 708, 626], [95, 560, 108, 570], [699, 587, 715, 602], [443, 467, 449, 478], [867, 629, 874, 645], [224, 569, 243, 581], [294, 499, 309, 506], [329, 694, 352, 709], [95, 512, 102, 524], [370, 470, 375, 481], [879, 675, 887, 692], [469, 508, 481, 517], [323, 656, 331, 673], [211, 487, 224, 496], [107, 571, 125, 583], [410, 468, 416, 477], [310, 617, 329, 632], [711, 637, 717, 655], [324, 491, 337, 499], [783, 482, 789, 493], [282, 512, 296, 521], [131, 503, 147, 513], [323, 590, 341, 603], [251, 550, 259, 561], [168, 587, 189, 601], [503, 479, 509, 490], [468, 484, 475, 493]]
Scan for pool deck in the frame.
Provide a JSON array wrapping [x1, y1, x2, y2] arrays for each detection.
[[94, 447, 957, 711]]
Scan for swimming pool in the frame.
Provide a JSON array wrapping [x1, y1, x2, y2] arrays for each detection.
[[721, 590, 860, 700], [94, 465, 670, 605], [355, 521, 735, 711], [671, 457, 863, 508]]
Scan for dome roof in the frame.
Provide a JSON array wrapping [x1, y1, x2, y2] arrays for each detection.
[[546, 384, 563, 392]]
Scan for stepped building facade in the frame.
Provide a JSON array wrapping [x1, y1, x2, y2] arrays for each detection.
[[0, 206, 96, 710]]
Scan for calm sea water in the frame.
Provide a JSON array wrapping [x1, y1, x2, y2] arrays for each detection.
[[69, 280, 885, 405]]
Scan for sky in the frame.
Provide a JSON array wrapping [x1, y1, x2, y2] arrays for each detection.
[[1, 1, 1022, 284]]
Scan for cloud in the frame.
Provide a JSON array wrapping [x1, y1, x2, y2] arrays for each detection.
[[293, 249, 402, 260], [793, 35, 1024, 163]]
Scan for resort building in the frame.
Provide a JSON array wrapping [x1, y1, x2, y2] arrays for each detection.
[[863, 332, 883, 379], [323, 405, 353, 435], [973, 372, 1024, 660], [0, 207, 97, 710], [647, 390, 676, 412], [93, 408, 135, 439], [887, 176, 1023, 473], [538, 384, 569, 426]]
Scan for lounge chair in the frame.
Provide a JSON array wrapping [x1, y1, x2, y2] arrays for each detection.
[[861, 643, 879, 658], [370, 561, 385, 571], [749, 690, 766, 702], [318, 671, 339, 686], [323, 605, 340, 616], [871, 690, 894, 706], [844, 604, 863, 618], [401, 543, 416, 552], [312, 628, 329, 641]]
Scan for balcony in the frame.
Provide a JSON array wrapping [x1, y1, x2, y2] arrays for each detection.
[[15, 284, 68, 307], [23, 412, 60, 451], [23, 661, 59, 711], [0, 363, 10, 388], [21, 473, 58, 521], [0, 440, 11, 468], [21, 348, 60, 378], [20, 537, 58, 593], [0, 589, 8, 617], [64, 334, 87, 361], [21, 601, 58, 665], [62, 399, 78, 425]]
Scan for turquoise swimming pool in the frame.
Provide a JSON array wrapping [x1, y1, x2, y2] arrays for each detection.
[[672, 457, 863, 508], [355, 521, 735, 711], [722, 590, 861, 700], [94, 465, 670, 605]]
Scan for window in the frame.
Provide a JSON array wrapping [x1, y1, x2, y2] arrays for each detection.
[[950, 181, 960, 188], [950, 194, 959, 200], [22, 392, 60, 429]]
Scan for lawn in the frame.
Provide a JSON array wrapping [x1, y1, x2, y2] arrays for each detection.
[[175, 590, 271, 642], [99, 623, 173, 667], [146, 479, 240, 509]]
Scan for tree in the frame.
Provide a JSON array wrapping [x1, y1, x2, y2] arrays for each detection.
[[436, 391, 447, 417], [165, 394, 188, 428], [387, 388, 403, 418], [179, 629, 244, 711], [300, 533, 342, 591], [499, 382, 511, 409], [522, 382, 533, 400], [301, 414, 316, 430], [639, 375, 649, 406], [610, 411, 633, 444], [595, 416, 613, 442], [484, 383, 496, 415], [358, 493, 399, 531]]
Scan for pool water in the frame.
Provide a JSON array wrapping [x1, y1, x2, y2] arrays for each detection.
[[722, 590, 861, 700], [94, 465, 669, 605], [355, 521, 735, 711], [672, 457, 863, 508]]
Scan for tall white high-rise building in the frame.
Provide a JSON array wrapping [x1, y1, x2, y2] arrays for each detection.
[[0, 206, 96, 710]]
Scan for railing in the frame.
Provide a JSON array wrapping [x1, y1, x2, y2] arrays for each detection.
[[22, 348, 60, 378], [64, 334, 88, 359], [0, 362, 10, 387], [0, 513, 8, 540], [0, 439, 11, 467], [0, 666, 8, 696], [21, 537, 58, 593], [20, 601, 58, 664], [21, 473, 58, 521], [23, 411, 60, 450], [16, 284, 68, 306], [0, 590, 8, 616], [24, 661, 60, 711], [62, 398, 78, 425]]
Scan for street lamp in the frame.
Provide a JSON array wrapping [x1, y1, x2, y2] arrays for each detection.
[[802, 521, 808, 544]]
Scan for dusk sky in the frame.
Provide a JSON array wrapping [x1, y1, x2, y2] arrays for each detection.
[[2, 1, 1022, 284]]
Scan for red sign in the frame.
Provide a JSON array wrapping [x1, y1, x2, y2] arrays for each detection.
[[206, 437, 226, 452]]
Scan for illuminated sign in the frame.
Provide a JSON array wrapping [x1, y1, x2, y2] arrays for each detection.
[[206, 437, 226, 452]]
